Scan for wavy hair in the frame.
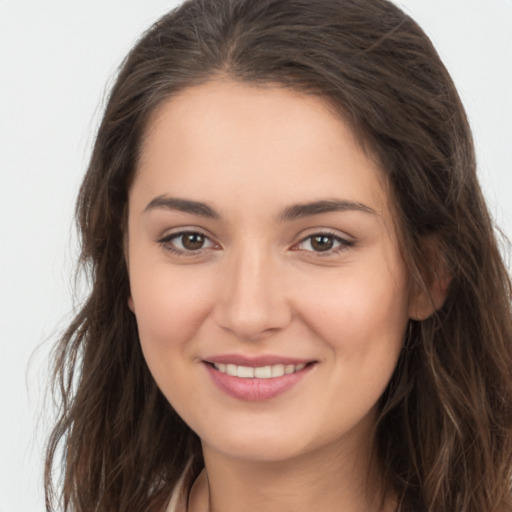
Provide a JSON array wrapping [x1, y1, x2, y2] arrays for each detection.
[[45, 1, 512, 511]]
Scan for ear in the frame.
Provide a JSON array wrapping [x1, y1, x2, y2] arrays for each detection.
[[408, 273, 450, 321], [408, 237, 451, 321]]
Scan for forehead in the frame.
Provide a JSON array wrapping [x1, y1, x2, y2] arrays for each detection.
[[134, 80, 390, 220]]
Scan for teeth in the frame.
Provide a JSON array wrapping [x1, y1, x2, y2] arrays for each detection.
[[254, 366, 271, 379], [213, 362, 308, 379], [284, 364, 295, 375], [271, 364, 284, 377], [237, 366, 254, 378]]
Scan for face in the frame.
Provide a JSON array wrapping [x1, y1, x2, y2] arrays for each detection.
[[127, 80, 422, 464]]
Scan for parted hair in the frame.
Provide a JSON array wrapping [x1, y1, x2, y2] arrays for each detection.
[[45, 1, 512, 511]]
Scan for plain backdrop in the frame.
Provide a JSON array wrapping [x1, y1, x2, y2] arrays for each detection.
[[0, 1, 510, 511]]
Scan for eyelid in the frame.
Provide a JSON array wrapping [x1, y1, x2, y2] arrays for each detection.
[[291, 229, 355, 255], [157, 227, 220, 256]]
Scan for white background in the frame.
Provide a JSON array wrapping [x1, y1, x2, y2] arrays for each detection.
[[0, 1, 510, 510]]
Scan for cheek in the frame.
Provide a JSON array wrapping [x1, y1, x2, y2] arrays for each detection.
[[129, 264, 219, 411], [129, 261, 216, 360], [297, 267, 408, 428], [298, 263, 409, 360]]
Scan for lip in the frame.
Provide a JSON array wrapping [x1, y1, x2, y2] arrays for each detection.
[[203, 356, 316, 401], [204, 354, 313, 367]]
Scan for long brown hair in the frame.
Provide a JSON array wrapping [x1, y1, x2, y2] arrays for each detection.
[[45, 1, 512, 511]]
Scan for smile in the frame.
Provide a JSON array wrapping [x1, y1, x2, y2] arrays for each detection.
[[212, 362, 306, 379], [204, 359, 315, 401]]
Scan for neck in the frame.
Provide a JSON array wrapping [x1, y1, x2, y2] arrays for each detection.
[[188, 436, 394, 512]]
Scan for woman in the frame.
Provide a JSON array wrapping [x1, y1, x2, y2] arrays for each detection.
[[45, 0, 512, 511]]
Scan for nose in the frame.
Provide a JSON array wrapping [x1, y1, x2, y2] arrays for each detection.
[[213, 246, 292, 341]]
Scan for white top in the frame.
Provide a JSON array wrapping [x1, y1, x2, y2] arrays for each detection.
[[165, 469, 189, 512]]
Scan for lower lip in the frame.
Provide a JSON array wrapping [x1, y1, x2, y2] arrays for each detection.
[[204, 363, 313, 401]]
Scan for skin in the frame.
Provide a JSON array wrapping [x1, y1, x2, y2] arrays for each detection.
[[126, 80, 431, 512]]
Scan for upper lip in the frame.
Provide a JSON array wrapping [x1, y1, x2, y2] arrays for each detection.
[[204, 354, 315, 367]]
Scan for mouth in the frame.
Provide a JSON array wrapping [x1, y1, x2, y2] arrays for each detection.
[[206, 361, 310, 379], [203, 357, 316, 401]]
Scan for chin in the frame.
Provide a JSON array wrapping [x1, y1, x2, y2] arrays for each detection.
[[209, 439, 309, 464], [198, 422, 331, 465]]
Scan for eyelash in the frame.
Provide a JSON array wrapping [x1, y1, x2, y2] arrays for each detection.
[[157, 230, 354, 257], [293, 231, 355, 256], [158, 230, 217, 256]]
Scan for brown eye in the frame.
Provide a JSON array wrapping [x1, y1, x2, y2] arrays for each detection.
[[310, 235, 334, 252], [159, 231, 216, 254], [294, 232, 353, 255], [181, 233, 206, 250]]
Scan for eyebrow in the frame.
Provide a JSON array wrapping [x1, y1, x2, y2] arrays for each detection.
[[144, 195, 376, 221], [278, 199, 376, 222], [144, 195, 219, 219]]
